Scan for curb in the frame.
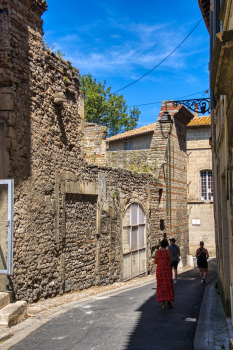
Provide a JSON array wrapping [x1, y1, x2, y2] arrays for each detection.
[[194, 278, 230, 350], [0, 332, 13, 343]]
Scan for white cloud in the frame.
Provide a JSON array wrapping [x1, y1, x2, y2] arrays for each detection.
[[52, 18, 208, 83]]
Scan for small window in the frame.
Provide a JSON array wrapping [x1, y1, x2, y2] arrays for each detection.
[[160, 219, 165, 231], [159, 189, 163, 203], [125, 142, 131, 150], [201, 170, 213, 201]]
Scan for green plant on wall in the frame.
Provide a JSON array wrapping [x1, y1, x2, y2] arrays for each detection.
[[64, 76, 69, 85], [42, 33, 54, 51], [115, 190, 120, 197], [142, 164, 149, 173], [91, 154, 97, 163], [153, 160, 157, 171], [55, 50, 66, 58]]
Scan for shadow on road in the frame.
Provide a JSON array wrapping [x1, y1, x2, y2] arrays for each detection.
[[124, 260, 217, 350]]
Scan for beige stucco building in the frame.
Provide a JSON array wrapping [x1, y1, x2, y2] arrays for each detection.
[[198, 0, 233, 330], [187, 114, 215, 257]]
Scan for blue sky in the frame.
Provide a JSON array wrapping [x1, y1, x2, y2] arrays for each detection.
[[42, 0, 209, 127]]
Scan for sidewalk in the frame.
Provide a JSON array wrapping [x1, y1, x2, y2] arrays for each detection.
[[194, 278, 232, 350]]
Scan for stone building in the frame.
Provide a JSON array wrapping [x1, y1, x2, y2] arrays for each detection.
[[85, 103, 194, 265], [198, 0, 233, 323], [186, 114, 215, 257]]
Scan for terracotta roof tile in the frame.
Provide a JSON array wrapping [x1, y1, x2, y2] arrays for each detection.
[[187, 116, 211, 127], [106, 123, 156, 142]]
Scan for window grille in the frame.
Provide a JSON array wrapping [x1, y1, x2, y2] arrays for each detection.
[[201, 171, 213, 201]]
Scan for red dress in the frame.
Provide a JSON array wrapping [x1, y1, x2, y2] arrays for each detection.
[[156, 249, 174, 303]]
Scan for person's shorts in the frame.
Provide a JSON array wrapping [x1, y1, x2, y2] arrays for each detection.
[[197, 261, 208, 269], [171, 261, 179, 269]]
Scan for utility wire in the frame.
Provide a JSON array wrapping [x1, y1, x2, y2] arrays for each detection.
[[113, 18, 203, 94], [128, 89, 209, 108]]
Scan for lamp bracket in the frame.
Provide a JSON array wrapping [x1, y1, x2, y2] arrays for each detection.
[[167, 98, 210, 114]]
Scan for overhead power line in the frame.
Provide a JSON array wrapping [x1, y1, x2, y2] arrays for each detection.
[[113, 18, 203, 94], [128, 90, 209, 108]]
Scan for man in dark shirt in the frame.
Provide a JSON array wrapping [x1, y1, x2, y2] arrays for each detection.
[[168, 238, 180, 283]]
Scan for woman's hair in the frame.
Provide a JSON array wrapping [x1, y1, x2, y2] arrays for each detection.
[[161, 239, 169, 248], [200, 241, 204, 247]]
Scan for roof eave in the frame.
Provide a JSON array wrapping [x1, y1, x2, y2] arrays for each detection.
[[198, 0, 210, 33], [106, 130, 154, 143]]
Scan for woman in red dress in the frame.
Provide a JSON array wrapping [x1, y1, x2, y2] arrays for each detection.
[[154, 239, 174, 309]]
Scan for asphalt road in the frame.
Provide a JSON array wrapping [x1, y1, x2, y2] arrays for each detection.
[[10, 260, 217, 350]]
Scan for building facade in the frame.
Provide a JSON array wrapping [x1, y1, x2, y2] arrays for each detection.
[[187, 114, 215, 257], [103, 103, 194, 266], [198, 0, 233, 321]]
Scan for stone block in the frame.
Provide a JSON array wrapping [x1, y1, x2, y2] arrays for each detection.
[[60, 171, 78, 182], [0, 88, 12, 94], [54, 92, 66, 104], [0, 328, 13, 342], [0, 301, 27, 327], [0, 94, 13, 111], [0, 292, 11, 311]]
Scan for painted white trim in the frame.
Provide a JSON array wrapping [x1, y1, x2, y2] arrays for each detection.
[[0, 179, 14, 275]]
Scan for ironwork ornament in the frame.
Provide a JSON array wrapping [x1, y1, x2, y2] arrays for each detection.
[[167, 98, 210, 114]]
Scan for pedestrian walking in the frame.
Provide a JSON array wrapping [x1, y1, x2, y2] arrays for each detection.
[[168, 238, 180, 283], [153, 239, 174, 309], [196, 241, 209, 283]]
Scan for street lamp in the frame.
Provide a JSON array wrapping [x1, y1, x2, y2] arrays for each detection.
[[159, 111, 173, 124], [159, 110, 173, 139]]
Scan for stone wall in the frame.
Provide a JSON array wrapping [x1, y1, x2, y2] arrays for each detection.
[[0, 0, 165, 301], [0, 0, 83, 297], [84, 122, 107, 166], [106, 150, 148, 171], [12, 164, 163, 301]]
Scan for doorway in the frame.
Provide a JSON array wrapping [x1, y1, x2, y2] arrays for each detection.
[[122, 203, 146, 281]]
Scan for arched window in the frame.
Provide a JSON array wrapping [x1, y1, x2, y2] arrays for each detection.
[[201, 170, 213, 201], [122, 203, 146, 280]]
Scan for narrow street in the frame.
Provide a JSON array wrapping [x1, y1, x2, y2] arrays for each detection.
[[9, 261, 217, 350]]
